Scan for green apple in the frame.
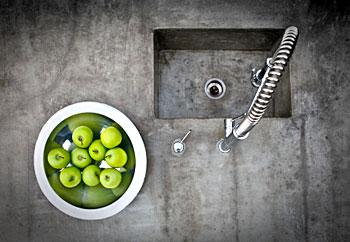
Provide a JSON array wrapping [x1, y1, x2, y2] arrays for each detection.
[[88, 139, 106, 161], [48, 173, 84, 206], [100, 126, 122, 149], [72, 126, 94, 148], [105, 147, 128, 167], [82, 165, 101, 186], [59, 167, 82, 188], [47, 148, 70, 169], [99, 168, 122, 189], [71, 148, 92, 168]]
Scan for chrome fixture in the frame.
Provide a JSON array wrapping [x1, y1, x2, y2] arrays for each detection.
[[251, 58, 273, 88], [204, 78, 226, 99], [218, 26, 299, 152], [172, 129, 192, 155]]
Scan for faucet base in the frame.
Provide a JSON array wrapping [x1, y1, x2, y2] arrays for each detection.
[[217, 139, 231, 153]]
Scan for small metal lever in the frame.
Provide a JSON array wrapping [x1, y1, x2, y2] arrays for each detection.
[[172, 129, 192, 155], [218, 113, 247, 153], [223, 113, 246, 138]]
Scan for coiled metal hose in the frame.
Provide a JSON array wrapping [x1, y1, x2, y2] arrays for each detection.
[[249, 27, 298, 123], [234, 26, 299, 137], [218, 26, 298, 152]]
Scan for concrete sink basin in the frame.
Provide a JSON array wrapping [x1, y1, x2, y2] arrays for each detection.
[[154, 29, 291, 119]]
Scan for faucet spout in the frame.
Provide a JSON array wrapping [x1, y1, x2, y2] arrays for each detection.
[[218, 26, 299, 153]]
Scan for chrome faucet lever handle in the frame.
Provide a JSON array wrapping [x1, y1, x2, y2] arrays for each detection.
[[223, 113, 246, 139], [180, 129, 192, 143], [172, 129, 192, 155]]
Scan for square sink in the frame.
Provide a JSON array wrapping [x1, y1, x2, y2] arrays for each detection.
[[154, 29, 291, 119]]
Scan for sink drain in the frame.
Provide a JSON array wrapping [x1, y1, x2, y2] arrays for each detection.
[[204, 78, 226, 100]]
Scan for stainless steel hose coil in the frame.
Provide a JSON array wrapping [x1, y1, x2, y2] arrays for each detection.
[[247, 26, 299, 124]]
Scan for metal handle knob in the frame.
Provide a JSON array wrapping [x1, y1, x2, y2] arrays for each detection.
[[172, 129, 192, 155]]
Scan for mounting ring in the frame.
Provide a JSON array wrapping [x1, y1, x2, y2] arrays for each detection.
[[204, 78, 226, 100]]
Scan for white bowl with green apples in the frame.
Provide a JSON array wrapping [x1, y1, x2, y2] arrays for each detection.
[[34, 102, 147, 220]]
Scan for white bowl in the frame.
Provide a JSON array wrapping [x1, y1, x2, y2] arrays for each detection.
[[34, 102, 147, 220]]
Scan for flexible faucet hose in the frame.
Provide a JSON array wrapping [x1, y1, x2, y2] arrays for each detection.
[[234, 26, 299, 137]]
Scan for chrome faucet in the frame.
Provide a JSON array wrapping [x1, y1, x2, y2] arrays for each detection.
[[217, 26, 299, 153]]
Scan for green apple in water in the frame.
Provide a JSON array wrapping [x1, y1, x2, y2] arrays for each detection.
[[71, 148, 92, 168], [105, 147, 128, 167], [47, 148, 70, 169], [72, 126, 94, 148], [59, 167, 82, 188], [82, 165, 101, 186], [48, 173, 84, 206], [88, 139, 106, 161], [99, 168, 122, 189], [100, 126, 122, 149]]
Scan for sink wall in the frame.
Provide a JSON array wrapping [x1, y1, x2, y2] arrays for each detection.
[[0, 0, 349, 241], [154, 28, 291, 119]]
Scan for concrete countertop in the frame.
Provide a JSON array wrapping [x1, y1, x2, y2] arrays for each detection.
[[0, 0, 349, 241]]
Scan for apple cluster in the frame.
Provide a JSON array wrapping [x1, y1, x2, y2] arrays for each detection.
[[47, 126, 128, 189]]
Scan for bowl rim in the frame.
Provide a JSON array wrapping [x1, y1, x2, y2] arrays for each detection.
[[34, 101, 147, 220]]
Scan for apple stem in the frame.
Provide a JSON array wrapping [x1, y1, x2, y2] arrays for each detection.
[[105, 155, 111, 159], [78, 155, 86, 160], [78, 136, 83, 145], [56, 155, 64, 160], [93, 150, 98, 154]]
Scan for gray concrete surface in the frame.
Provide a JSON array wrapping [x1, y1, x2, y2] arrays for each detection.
[[156, 49, 290, 118], [0, 0, 349, 241], [154, 28, 291, 118]]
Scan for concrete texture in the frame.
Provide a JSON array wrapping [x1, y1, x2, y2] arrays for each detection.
[[156, 49, 290, 118], [154, 28, 291, 118], [0, 0, 349, 241]]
